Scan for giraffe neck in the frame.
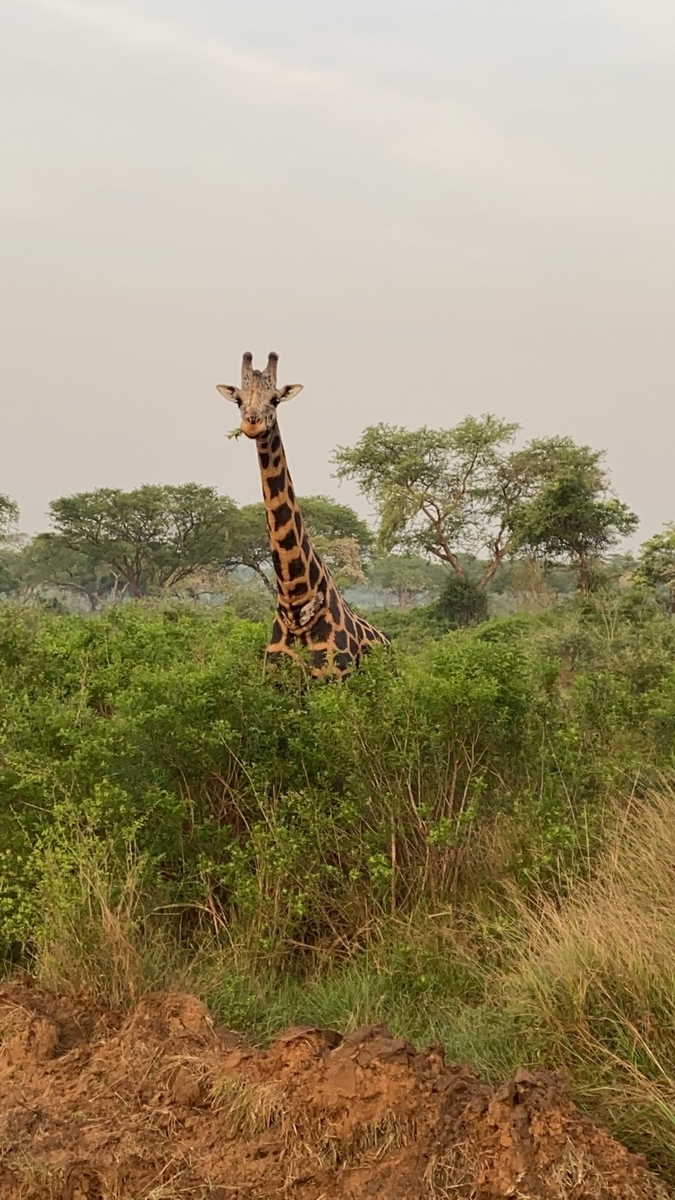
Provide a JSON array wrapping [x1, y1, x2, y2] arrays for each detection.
[[256, 422, 326, 628]]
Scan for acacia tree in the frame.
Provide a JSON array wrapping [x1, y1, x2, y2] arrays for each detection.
[[18, 534, 118, 610], [334, 417, 532, 589], [222, 503, 275, 595], [335, 420, 636, 593], [302, 496, 373, 587], [48, 485, 238, 598]]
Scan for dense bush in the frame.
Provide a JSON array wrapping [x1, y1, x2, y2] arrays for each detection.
[[2, 595, 675, 1177], [1, 595, 674, 962]]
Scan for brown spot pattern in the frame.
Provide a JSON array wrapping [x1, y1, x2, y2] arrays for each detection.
[[255, 425, 388, 680]]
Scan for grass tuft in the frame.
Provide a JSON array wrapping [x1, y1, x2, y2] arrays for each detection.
[[208, 1073, 289, 1138]]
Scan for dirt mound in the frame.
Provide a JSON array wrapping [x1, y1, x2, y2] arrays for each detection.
[[0, 976, 669, 1199]]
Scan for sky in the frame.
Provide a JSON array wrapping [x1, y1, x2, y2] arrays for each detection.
[[1, 0, 674, 540]]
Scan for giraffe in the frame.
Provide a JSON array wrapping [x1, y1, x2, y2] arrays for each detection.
[[217, 352, 389, 680]]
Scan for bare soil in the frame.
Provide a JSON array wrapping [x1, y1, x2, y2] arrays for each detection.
[[0, 975, 669, 1199]]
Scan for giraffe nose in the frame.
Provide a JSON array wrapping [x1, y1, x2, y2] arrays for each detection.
[[241, 413, 266, 438]]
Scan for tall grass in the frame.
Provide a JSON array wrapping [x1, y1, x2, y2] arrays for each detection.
[[32, 831, 187, 1007], [507, 788, 675, 1176], [23, 789, 675, 1181]]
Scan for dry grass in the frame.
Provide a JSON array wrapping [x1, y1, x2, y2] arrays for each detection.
[[143, 1168, 218, 1200], [546, 1144, 671, 1200], [425, 1141, 671, 1200], [3, 1155, 222, 1200], [206, 1066, 414, 1180], [4, 1154, 66, 1200], [348, 1111, 415, 1160], [208, 1072, 289, 1139], [33, 836, 146, 1007], [0, 1001, 30, 1046], [423, 1142, 482, 1198], [508, 789, 675, 1173], [23, 790, 675, 1186], [31, 834, 188, 1011]]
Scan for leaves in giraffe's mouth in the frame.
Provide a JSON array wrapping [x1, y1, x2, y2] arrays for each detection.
[[227, 427, 243, 440]]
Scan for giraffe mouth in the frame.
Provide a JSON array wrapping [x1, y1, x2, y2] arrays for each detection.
[[241, 419, 267, 438]]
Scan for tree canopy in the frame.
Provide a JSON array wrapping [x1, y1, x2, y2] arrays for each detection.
[[0, 495, 22, 595], [19, 534, 117, 610], [302, 496, 373, 587], [1, 420, 642, 611], [334, 419, 636, 592], [221, 503, 274, 594], [17, 489, 375, 603], [48, 485, 238, 598], [334, 417, 532, 588], [510, 440, 638, 592]]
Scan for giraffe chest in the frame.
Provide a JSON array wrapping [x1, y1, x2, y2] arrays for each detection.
[[268, 580, 388, 679]]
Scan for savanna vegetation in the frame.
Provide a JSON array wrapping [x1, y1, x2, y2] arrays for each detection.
[[2, 415, 675, 1181]]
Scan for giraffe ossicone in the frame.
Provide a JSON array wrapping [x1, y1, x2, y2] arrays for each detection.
[[217, 352, 389, 680]]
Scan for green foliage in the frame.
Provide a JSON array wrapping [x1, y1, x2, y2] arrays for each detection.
[[510, 440, 639, 592], [636, 524, 675, 613], [0, 495, 20, 545], [1, 596, 674, 964], [209, 575, 276, 621], [435, 573, 489, 627], [1, 595, 675, 1179], [47, 484, 238, 598], [334, 421, 635, 594]]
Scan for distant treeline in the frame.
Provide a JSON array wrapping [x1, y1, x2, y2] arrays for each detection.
[[1, 414, 673, 618]]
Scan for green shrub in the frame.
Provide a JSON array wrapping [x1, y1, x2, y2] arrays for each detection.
[[435, 573, 488, 627], [1, 596, 673, 962], [2, 595, 675, 1178]]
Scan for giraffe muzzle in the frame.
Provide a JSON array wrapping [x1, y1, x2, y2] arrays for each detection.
[[241, 418, 267, 438]]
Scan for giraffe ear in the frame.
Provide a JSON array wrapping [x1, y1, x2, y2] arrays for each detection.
[[277, 384, 304, 402], [216, 384, 241, 404]]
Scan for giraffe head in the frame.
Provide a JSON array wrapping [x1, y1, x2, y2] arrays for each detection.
[[217, 352, 303, 438]]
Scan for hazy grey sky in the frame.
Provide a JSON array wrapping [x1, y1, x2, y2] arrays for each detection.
[[2, 0, 674, 539]]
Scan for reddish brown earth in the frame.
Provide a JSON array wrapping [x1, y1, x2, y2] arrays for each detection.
[[0, 975, 669, 1199]]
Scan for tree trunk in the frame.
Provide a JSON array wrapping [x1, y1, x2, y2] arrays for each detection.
[[248, 562, 277, 598]]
